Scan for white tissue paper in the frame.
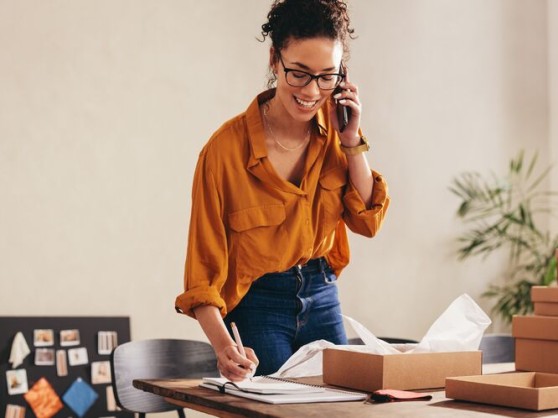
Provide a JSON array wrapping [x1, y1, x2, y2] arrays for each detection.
[[343, 315, 400, 354], [271, 293, 491, 378], [9, 332, 31, 368], [270, 340, 337, 378], [412, 293, 492, 353]]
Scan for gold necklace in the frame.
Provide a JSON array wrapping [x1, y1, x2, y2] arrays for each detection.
[[263, 104, 311, 152]]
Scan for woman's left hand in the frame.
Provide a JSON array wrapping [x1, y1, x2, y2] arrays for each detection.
[[329, 75, 362, 147]]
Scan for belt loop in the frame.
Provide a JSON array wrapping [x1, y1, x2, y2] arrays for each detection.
[[321, 257, 336, 283], [319, 257, 327, 281], [318, 257, 325, 273], [293, 264, 304, 291]]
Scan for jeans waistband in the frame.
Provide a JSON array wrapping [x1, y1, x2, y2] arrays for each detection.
[[252, 257, 335, 291], [257, 258, 328, 281], [291, 257, 328, 274]]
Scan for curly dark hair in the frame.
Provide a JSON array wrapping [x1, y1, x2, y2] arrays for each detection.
[[260, 0, 355, 86]]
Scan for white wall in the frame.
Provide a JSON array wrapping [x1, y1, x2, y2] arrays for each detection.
[[0, 0, 553, 373], [342, 0, 549, 336]]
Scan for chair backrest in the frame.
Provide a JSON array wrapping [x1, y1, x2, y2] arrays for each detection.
[[479, 334, 515, 364], [110, 339, 219, 414]]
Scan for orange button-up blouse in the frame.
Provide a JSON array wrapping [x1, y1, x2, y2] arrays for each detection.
[[175, 89, 390, 318]]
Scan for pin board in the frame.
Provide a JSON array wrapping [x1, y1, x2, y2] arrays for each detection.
[[0, 316, 133, 418]]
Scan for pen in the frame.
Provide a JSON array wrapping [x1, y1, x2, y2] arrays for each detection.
[[231, 322, 254, 379], [231, 322, 246, 357]]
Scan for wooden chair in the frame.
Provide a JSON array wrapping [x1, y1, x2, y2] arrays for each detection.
[[110, 339, 219, 418], [478, 333, 515, 364]]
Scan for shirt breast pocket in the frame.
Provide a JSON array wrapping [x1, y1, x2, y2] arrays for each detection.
[[318, 167, 348, 231], [228, 204, 287, 280]]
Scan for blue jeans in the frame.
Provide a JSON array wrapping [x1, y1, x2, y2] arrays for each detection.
[[224, 257, 347, 376]]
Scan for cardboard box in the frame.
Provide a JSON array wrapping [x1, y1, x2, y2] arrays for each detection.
[[531, 286, 558, 316], [512, 315, 558, 340], [534, 303, 558, 316], [322, 347, 482, 392], [446, 372, 558, 411], [515, 338, 558, 373], [513, 315, 558, 373], [531, 286, 558, 302]]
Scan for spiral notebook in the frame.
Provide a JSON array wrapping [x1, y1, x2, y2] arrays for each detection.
[[200, 376, 367, 404]]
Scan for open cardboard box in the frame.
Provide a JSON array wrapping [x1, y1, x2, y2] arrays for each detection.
[[446, 372, 558, 411], [323, 347, 482, 392], [532, 286, 558, 316]]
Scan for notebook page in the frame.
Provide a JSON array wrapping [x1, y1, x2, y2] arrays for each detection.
[[199, 381, 368, 404], [201, 376, 324, 394]]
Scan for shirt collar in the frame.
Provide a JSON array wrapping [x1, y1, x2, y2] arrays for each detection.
[[246, 90, 274, 164], [315, 104, 328, 137], [246, 89, 329, 167]]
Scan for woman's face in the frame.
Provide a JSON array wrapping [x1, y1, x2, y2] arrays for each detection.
[[271, 37, 343, 123]]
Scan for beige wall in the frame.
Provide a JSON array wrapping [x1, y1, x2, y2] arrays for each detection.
[[344, 0, 549, 335], [0, 0, 553, 374], [551, 0, 558, 235]]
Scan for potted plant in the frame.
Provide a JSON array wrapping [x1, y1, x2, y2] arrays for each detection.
[[450, 151, 558, 324]]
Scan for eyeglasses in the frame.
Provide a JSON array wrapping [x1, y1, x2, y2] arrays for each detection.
[[278, 54, 345, 90]]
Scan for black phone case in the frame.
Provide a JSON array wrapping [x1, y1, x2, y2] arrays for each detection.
[[336, 100, 350, 132], [335, 65, 350, 132]]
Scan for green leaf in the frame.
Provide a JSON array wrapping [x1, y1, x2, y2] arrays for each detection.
[[542, 257, 557, 286]]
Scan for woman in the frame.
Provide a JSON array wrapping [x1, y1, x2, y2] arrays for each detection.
[[175, 0, 390, 380]]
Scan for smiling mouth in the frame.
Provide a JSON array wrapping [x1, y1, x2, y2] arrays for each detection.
[[294, 96, 319, 109]]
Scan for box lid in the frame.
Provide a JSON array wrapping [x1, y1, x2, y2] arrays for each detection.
[[513, 315, 558, 340], [531, 286, 558, 303], [534, 302, 558, 316]]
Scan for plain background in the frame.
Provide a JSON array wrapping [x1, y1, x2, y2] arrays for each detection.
[[1, 1, 558, 416]]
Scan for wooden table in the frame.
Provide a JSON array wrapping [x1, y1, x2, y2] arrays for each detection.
[[132, 366, 558, 418]]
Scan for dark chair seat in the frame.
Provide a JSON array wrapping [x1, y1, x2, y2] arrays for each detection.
[[110, 339, 219, 418]]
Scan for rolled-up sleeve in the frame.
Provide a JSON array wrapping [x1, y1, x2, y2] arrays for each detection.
[[342, 169, 390, 237], [175, 149, 228, 318]]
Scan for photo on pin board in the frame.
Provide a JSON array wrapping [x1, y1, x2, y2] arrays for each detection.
[[33, 329, 54, 347], [60, 329, 80, 347], [91, 361, 112, 384], [35, 348, 55, 366], [68, 347, 89, 366], [6, 369, 29, 395], [98, 331, 118, 355], [5, 404, 26, 418], [106, 385, 120, 411], [56, 349, 68, 377]]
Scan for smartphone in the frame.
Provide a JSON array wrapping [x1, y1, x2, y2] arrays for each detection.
[[335, 64, 351, 132]]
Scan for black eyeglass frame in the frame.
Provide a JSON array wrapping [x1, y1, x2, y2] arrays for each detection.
[[278, 54, 345, 90]]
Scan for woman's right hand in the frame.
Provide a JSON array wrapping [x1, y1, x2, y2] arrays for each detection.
[[217, 345, 259, 381], [192, 305, 259, 381]]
